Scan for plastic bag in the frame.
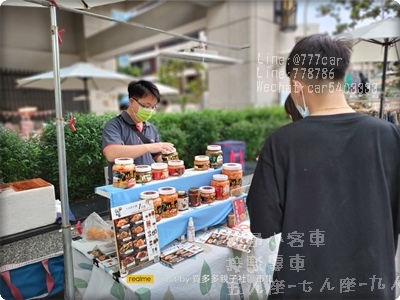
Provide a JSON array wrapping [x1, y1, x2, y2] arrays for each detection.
[[82, 212, 114, 241]]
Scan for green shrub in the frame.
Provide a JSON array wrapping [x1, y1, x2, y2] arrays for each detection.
[[38, 113, 110, 201], [0, 128, 41, 183], [2, 106, 289, 201]]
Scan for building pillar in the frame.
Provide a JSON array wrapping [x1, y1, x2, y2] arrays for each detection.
[[206, 0, 296, 109]]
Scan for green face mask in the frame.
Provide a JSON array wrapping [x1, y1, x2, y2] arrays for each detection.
[[136, 106, 153, 122]]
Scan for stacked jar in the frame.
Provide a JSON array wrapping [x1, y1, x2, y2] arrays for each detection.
[[211, 174, 230, 200], [168, 160, 185, 176], [205, 145, 223, 169], [158, 187, 178, 218], [162, 147, 179, 163], [221, 163, 243, 197], [135, 165, 152, 184], [140, 190, 163, 222], [112, 158, 136, 188], [151, 163, 168, 180], [198, 186, 216, 204], [194, 155, 210, 171]]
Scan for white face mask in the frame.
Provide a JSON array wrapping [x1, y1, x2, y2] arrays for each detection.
[[295, 91, 310, 118]]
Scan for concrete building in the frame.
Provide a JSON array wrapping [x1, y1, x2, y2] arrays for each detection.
[[0, 0, 298, 112]]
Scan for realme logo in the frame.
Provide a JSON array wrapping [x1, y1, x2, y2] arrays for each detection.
[[126, 275, 154, 284]]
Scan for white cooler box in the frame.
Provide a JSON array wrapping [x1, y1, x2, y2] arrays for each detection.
[[0, 178, 56, 237]]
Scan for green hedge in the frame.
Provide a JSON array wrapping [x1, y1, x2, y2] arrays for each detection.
[[0, 107, 289, 202]]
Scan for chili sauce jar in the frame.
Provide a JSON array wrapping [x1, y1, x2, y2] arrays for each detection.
[[211, 174, 230, 200], [205, 145, 223, 169], [222, 163, 243, 197], [188, 187, 201, 207], [140, 190, 163, 222], [158, 187, 178, 218], [178, 190, 189, 211], [135, 165, 152, 184], [194, 155, 210, 171], [112, 158, 136, 189], [151, 163, 168, 180], [162, 147, 179, 163], [168, 160, 185, 176], [199, 186, 216, 204]]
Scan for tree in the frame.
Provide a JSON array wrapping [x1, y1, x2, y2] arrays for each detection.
[[118, 65, 142, 77], [317, 0, 400, 35], [158, 60, 206, 112]]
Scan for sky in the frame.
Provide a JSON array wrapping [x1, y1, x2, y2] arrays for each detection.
[[296, 0, 398, 35]]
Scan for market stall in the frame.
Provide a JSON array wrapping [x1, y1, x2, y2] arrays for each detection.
[[70, 166, 280, 299]]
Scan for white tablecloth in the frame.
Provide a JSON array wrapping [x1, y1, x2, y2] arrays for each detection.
[[72, 228, 281, 300]]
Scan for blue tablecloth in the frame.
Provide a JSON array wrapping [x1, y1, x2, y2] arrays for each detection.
[[94, 168, 244, 248]]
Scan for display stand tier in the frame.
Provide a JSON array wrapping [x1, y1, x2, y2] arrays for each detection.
[[95, 168, 245, 248]]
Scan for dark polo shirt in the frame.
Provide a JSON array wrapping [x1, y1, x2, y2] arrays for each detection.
[[102, 111, 160, 184]]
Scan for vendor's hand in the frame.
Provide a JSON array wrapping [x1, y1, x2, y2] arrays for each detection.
[[149, 142, 175, 154]]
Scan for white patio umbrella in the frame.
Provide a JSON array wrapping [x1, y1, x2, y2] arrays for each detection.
[[154, 82, 179, 95], [337, 17, 400, 118], [16, 62, 137, 90], [16, 62, 137, 109]]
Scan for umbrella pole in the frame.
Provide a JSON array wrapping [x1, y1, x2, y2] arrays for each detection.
[[49, 5, 75, 299], [379, 38, 389, 119], [83, 77, 89, 113]]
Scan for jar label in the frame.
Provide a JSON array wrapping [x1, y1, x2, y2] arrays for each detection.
[[168, 167, 185, 176], [152, 169, 168, 180], [162, 153, 179, 163], [154, 204, 163, 215], [229, 178, 242, 187], [194, 163, 209, 171], [200, 194, 215, 204], [136, 173, 152, 183], [214, 185, 230, 200], [178, 196, 189, 210], [209, 154, 223, 166], [113, 170, 135, 188], [162, 199, 178, 217]]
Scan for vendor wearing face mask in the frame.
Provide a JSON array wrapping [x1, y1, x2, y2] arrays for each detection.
[[102, 80, 175, 185]]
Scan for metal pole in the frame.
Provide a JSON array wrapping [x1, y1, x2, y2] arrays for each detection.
[[49, 5, 75, 299], [83, 77, 89, 113], [379, 39, 389, 119]]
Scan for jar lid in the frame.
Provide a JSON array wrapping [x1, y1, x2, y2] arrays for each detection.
[[168, 160, 184, 166], [115, 157, 134, 165], [207, 145, 221, 151], [163, 147, 177, 155], [212, 174, 229, 181], [195, 155, 210, 161], [222, 163, 242, 171], [189, 187, 199, 192], [158, 186, 176, 195], [151, 163, 168, 170], [199, 186, 216, 193], [140, 190, 159, 199], [136, 165, 151, 172], [177, 190, 187, 196]]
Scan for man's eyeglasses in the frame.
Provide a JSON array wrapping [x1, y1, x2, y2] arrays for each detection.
[[133, 98, 157, 110]]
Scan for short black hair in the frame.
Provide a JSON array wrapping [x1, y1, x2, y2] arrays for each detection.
[[127, 80, 161, 103], [284, 94, 303, 122], [286, 34, 352, 83]]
